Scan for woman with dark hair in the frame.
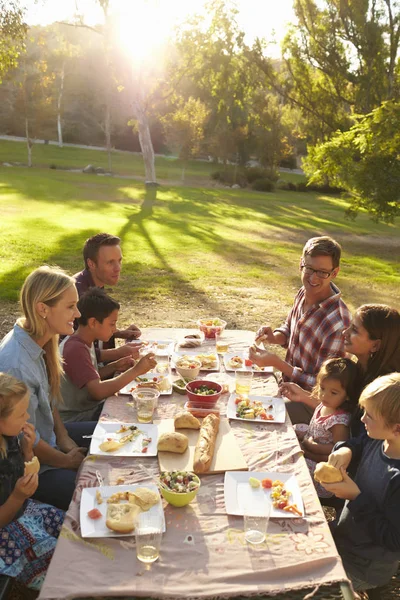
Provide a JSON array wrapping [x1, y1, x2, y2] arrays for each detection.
[[280, 304, 400, 434]]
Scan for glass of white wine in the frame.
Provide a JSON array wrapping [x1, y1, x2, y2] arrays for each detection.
[[215, 330, 229, 355], [135, 512, 163, 564]]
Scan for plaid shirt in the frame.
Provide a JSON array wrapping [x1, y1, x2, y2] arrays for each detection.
[[275, 284, 351, 391]]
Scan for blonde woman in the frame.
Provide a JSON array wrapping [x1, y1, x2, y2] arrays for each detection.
[[0, 266, 96, 510], [0, 372, 64, 590]]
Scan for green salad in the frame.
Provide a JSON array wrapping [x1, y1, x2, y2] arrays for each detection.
[[160, 471, 200, 493]]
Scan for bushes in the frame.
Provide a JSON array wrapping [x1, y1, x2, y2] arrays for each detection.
[[251, 178, 274, 192]]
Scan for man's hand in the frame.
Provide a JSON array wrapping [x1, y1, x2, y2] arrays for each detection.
[[255, 326, 276, 344], [20, 423, 36, 458], [134, 353, 157, 376], [13, 473, 39, 501], [321, 467, 361, 500], [248, 345, 278, 368], [115, 324, 141, 340], [64, 447, 86, 470], [328, 447, 353, 471]]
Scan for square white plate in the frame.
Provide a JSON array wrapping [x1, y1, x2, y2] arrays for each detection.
[[172, 350, 220, 372], [227, 394, 286, 424], [80, 483, 165, 538], [223, 352, 273, 373], [224, 471, 304, 519], [89, 422, 158, 456], [141, 339, 175, 356], [119, 373, 172, 396]]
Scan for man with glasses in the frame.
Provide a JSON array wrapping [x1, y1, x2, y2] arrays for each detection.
[[250, 236, 351, 424]]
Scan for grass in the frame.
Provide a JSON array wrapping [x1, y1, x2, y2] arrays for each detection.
[[0, 163, 398, 337], [0, 139, 306, 184]]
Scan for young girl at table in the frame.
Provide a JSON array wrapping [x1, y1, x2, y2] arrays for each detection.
[[294, 357, 362, 498], [321, 373, 400, 591], [0, 373, 64, 590]]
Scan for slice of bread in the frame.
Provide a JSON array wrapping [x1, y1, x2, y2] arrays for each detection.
[[105, 502, 141, 534], [24, 456, 40, 475], [314, 462, 343, 484]]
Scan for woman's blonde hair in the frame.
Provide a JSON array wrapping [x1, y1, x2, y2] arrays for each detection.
[[0, 372, 28, 457], [359, 372, 400, 427], [18, 266, 75, 402]]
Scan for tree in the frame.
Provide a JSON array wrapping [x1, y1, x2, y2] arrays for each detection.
[[161, 96, 209, 180], [303, 101, 400, 222], [0, 0, 27, 83]]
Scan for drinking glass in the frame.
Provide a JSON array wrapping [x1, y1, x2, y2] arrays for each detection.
[[215, 331, 229, 355], [243, 503, 270, 545], [132, 389, 159, 423], [235, 371, 253, 398], [135, 512, 163, 563]]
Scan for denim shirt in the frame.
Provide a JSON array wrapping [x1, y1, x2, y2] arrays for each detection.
[[0, 324, 57, 450]]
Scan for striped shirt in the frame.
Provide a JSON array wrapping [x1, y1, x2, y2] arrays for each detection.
[[275, 284, 351, 390]]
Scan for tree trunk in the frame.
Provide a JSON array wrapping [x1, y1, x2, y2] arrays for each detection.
[[105, 101, 112, 172], [134, 102, 156, 183], [57, 62, 65, 147], [25, 118, 32, 167]]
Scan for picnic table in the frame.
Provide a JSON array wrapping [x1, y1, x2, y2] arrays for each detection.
[[39, 329, 353, 600]]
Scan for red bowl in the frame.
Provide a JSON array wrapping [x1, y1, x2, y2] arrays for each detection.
[[185, 380, 222, 405], [197, 318, 227, 339]]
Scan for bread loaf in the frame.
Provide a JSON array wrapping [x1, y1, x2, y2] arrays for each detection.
[[157, 432, 189, 454], [193, 413, 220, 474], [174, 411, 201, 430], [105, 502, 141, 533]]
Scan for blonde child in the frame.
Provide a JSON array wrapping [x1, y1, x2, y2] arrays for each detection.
[[0, 373, 64, 590], [322, 373, 400, 591], [285, 358, 362, 497]]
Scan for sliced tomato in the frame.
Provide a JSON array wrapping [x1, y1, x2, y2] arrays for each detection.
[[244, 359, 253, 367], [259, 412, 267, 420], [278, 501, 287, 510], [235, 397, 243, 405], [141, 447, 148, 453], [261, 478, 273, 489], [87, 508, 102, 520]]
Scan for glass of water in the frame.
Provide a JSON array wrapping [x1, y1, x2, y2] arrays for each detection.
[[243, 503, 270, 545]]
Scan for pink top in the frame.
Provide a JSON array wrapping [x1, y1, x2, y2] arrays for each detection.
[[305, 402, 351, 445]]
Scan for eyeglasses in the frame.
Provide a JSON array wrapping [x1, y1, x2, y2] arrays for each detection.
[[300, 264, 335, 279]]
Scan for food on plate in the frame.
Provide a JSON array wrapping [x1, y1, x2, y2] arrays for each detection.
[[157, 432, 189, 454], [174, 411, 201, 430], [160, 471, 200, 493], [190, 384, 218, 396], [99, 439, 122, 453], [193, 413, 220, 474], [179, 333, 203, 348], [172, 377, 191, 394], [195, 353, 217, 369], [261, 478, 272, 489], [96, 490, 103, 505], [271, 480, 302, 516], [314, 462, 343, 484], [99, 428, 144, 453], [229, 356, 244, 369], [116, 424, 138, 434], [129, 487, 160, 511], [105, 502, 141, 533], [24, 456, 40, 475], [87, 508, 102, 520], [136, 380, 159, 390], [235, 398, 274, 420], [249, 477, 261, 488]]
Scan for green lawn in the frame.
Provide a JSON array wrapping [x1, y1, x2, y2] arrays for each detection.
[[0, 165, 398, 335], [0, 139, 306, 184]]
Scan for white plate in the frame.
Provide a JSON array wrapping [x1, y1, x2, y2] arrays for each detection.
[[89, 422, 158, 456], [119, 373, 172, 396], [172, 350, 220, 372], [140, 339, 175, 356], [80, 483, 166, 538], [223, 352, 273, 373], [227, 394, 286, 424], [224, 471, 304, 519]]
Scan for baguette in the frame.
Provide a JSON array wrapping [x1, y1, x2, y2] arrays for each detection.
[[193, 413, 220, 474]]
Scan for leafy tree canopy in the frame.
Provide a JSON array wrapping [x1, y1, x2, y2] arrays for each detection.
[[0, 0, 27, 82]]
